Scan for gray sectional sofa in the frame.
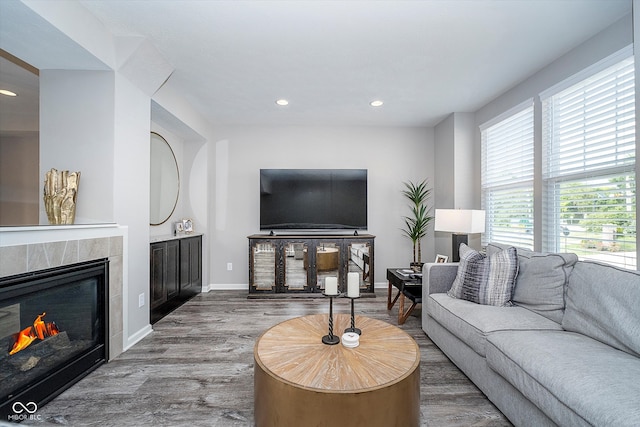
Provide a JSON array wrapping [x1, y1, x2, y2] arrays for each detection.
[[422, 243, 640, 426]]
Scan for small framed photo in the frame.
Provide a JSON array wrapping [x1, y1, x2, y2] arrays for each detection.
[[435, 254, 449, 263], [182, 219, 193, 233], [174, 221, 184, 234]]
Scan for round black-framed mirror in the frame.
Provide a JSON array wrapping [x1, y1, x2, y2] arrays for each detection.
[[150, 132, 180, 225]]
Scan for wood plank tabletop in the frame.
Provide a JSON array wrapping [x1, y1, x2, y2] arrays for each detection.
[[254, 313, 420, 392]]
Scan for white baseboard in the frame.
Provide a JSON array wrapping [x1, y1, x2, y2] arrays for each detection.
[[204, 283, 248, 292], [124, 324, 153, 351]]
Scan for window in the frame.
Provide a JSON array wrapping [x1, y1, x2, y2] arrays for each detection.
[[542, 48, 636, 269], [481, 102, 535, 249]]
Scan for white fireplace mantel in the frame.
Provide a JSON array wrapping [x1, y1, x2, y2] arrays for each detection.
[[0, 223, 123, 247]]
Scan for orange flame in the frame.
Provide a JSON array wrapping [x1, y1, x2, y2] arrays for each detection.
[[9, 312, 60, 356]]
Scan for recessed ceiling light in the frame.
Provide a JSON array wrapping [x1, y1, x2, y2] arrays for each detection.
[[0, 89, 17, 97], [276, 99, 289, 106], [370, 100, 383, 107]]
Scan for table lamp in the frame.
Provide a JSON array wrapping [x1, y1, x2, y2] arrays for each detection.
[[434, 209, 485, 262]]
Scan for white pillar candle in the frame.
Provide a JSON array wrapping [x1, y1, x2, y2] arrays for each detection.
[[325, 276, 338, 295], [347, 272, 360, 298]]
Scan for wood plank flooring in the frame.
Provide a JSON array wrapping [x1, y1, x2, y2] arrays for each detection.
[[21, 291, 511, 427]]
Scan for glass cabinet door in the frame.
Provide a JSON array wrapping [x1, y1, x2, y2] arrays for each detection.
[[251, 242, 276, 291], [348, 242, 371, 292], [284, 242, 309, 290], [315, 242, 340, 291]]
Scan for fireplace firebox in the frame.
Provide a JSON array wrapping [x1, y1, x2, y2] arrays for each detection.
[[0, 259, 109, 421]]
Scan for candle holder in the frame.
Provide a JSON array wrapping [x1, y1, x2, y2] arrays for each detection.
[[344, 296, 361, 335], [322, 292, 340, 345]]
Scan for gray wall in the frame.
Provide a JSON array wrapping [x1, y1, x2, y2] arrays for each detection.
[[475, 14, 632, 128], [39, 70, 115, 224], [206, 125, 434, 287], [433, 112, 479, 259], [0, 132, 39, 225]]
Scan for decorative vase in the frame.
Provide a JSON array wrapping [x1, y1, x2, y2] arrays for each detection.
[[43, 168, 80, 225]]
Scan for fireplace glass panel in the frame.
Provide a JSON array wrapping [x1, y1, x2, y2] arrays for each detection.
[[0, 260, 108, 417]]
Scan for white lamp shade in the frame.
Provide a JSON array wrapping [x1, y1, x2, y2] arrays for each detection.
[[434, 209, 485, 234]]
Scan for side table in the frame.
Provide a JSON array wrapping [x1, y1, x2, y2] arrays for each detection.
[[387, 268, 422, 325]]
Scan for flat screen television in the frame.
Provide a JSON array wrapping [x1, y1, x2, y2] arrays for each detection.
[[260, 169, 367, 231]]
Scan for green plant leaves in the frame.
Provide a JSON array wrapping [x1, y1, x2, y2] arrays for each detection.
[[401, 179, 433, 263]]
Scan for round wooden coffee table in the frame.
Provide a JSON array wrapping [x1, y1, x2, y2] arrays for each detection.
[[254, 313, 420, 426]]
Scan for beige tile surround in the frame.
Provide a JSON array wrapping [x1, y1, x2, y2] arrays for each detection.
[[0, 236, 124, 360]]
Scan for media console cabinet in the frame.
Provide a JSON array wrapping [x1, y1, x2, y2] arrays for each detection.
[[248, 234, 374, 296]]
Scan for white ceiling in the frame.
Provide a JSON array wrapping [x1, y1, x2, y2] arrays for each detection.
[[1, 0, 633, 129]]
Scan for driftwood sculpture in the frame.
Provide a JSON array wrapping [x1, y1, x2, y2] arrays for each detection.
[[43, 168, 80, 225]]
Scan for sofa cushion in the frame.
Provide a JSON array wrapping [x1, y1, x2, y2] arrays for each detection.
[[448, 244, 518, 306], [487, 243, 578, 323], [427, 293, 562, 357], [487, 330, 640, 427], [562, 260, 640, 357]]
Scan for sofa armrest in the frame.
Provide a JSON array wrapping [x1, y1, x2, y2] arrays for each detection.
[[423, 262, 459, 294]]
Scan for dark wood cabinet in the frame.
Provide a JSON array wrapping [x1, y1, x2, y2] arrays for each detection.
[[248, 234, 374, 296], [150, 240, 179, 309], [150, 234, 202, 323], [180, 235, 202, 299], [166, 240, 180, 300], [150, 243, 165, 308]]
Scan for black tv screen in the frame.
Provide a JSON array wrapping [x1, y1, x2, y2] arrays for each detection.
[[260, 169, 367, 230]]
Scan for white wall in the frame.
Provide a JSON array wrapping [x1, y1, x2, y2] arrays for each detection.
[[207, 125, 434, 288], [434, 114, 455, 210], [452, 113, 477, 209], [434, 114, 455, 257], [39, 70, 115, 224], [113, 73, 152, 347], [0, 132, 39, 225], [149, 123, 185, 237], [433, 112, 480, 259], [475, 14, 632, 129]]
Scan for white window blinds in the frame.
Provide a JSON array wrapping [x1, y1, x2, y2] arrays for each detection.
[[542, 50, 636, 269], [481, 103, 535, 249]]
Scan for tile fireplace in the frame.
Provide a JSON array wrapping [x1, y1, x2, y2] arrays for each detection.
[[0, 259, 109, 421]]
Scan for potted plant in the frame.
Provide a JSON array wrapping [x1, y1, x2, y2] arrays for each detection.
[[401, 179, 433, 272]]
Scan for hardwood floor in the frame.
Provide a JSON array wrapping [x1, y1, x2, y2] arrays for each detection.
[[21, 291, 511, 427]]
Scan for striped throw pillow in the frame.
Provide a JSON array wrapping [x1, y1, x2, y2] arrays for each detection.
[[448, 243, 518, 306]]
